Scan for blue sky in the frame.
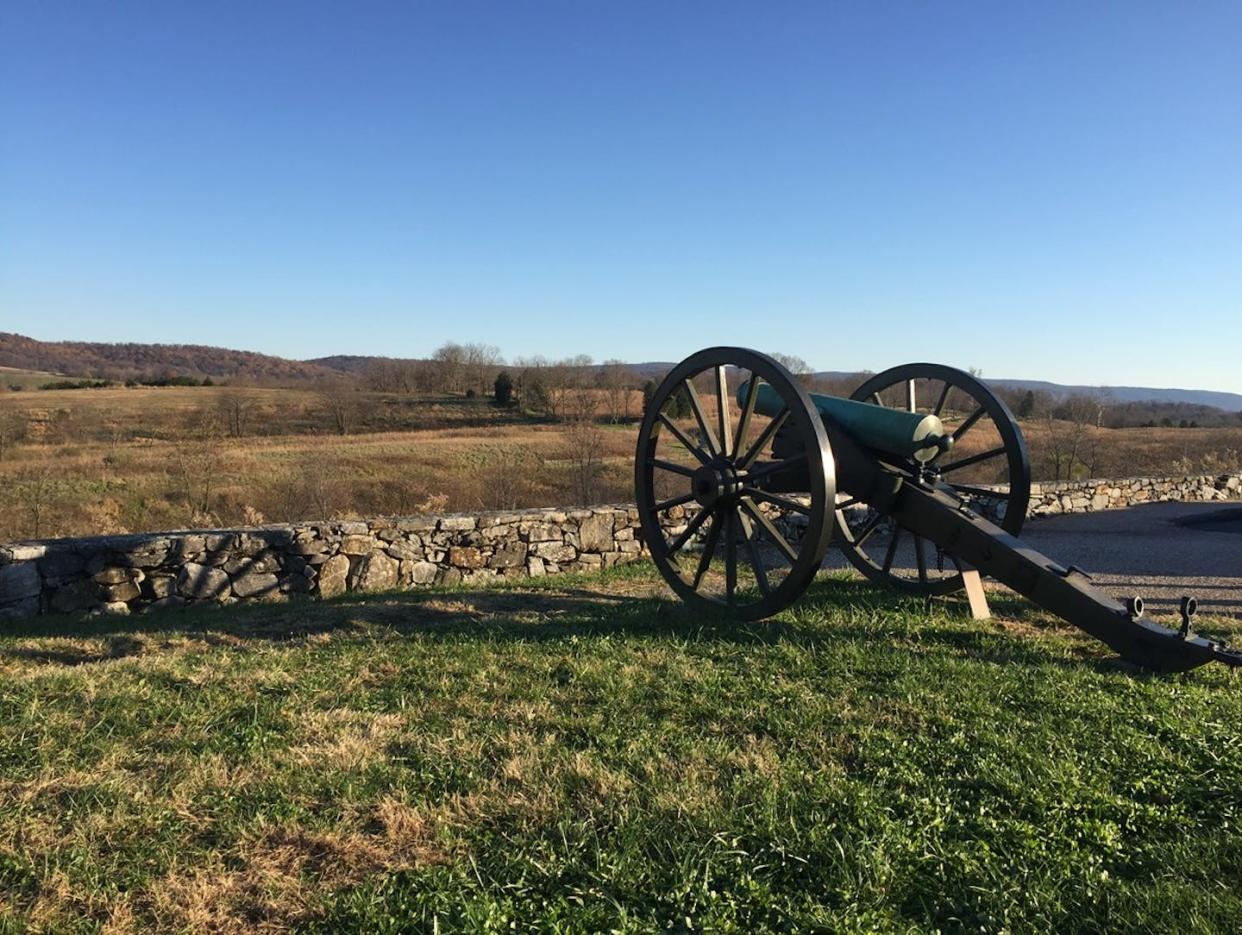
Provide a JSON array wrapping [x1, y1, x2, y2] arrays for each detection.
[[2, 2, 1239, 391]]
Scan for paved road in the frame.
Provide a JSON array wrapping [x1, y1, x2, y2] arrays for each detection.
[[825, 501, 1242, 619]]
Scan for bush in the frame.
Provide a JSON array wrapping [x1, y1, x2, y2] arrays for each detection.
[[494, 371, 514, 405]]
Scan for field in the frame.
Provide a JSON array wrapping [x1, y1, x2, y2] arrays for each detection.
[[0, 381, 1240, 543], [0, 564, 1239, 932]]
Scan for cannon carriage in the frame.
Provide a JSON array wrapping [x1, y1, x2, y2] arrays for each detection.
[[634, 347, 1241, 673]]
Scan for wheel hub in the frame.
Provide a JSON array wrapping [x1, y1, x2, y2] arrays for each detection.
[[691, 459, 744, 508]]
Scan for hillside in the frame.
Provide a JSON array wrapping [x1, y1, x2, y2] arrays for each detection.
[[0, 333, 338, 384], [4, 333, 1239, 410]]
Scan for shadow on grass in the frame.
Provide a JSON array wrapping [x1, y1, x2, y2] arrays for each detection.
[[0, 571, 1137, 675]]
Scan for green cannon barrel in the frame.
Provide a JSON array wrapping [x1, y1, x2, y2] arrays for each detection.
[[738, 381, 949, 462]]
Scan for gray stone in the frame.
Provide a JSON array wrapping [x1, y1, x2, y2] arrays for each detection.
[[148, 576, 176, 599], [438, 567, 463, 586], [439, 516, 477, 532], [177, 563, 230, 601], [488, 543, 527, 569], [317, 554, 351, 598], [385, 540, 422, 562], [526, 523, 561, 542], [38, 549, 84, 580], [232, 572, 279, 598], [93, 566, 131, 585], [0, 563, 41, 604], [51, 579, 98, 613], [532, 541, 576, 563], [350, 550, 398, 592], [0, 597, 40, 621], [409, 561, 438, 585], [449, 547, 484, 569], [101, 580, 140, 603], [340, 535, 376, 556], [224, 552, 280, 575]]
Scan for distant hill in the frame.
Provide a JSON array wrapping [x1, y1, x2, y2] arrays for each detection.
[[985, 378, 1242, 413], [4, 334, 1238, 410], [0, 333, 338, 383]]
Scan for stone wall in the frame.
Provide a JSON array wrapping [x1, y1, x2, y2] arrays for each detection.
[[1025, 473, 1240, 516], [1, 472, 1238, 622]]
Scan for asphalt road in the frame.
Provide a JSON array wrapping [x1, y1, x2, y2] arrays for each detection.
[[826, 501, 1242, 619], [1012, 501, 1242, 618]]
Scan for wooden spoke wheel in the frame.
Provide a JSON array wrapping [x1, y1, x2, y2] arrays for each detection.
[[634, 347, 835, 619], [834, 363, 1031, 596]]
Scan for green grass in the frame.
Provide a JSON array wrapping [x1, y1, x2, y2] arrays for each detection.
[[0, 564, 1239, 933]]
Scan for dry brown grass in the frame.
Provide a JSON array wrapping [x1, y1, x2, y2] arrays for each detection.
[[1, 382, 1238, 541]]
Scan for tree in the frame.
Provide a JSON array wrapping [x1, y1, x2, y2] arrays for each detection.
[[316, 380, 359, 435], [597, 360, 634, 423], [768, 351, 814, 385], [494, 371, 514, 405], [564, 416, 606, 506], [1016, 390, 1036, 419], [463, 343, 502, 395], [431, 342, 468, 394], [217, 392, 257, 438]]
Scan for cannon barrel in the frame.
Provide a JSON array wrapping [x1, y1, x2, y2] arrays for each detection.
[[739, 380, 949, 462]]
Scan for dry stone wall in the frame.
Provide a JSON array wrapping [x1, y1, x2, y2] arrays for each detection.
[[1, 472, 1238, 622]]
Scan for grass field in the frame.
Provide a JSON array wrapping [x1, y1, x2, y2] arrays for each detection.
[[1, 381, 1239, 541], [1, 563, 1239, 933]]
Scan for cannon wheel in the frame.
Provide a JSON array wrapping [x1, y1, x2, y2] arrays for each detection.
[[635, 347, 835, 619], [834, 363, 1031, 596]]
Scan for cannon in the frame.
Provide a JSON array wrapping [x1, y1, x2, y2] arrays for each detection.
[[634, 347, 1242, 673]]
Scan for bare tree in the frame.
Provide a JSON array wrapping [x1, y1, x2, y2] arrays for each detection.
[[432, 342, 468, 394], [172, 410, 226, 525], [463, 343, 502, 395], [217, 392, 258, 438], [316, 380, 359, 435], [1038, 392, 1107, 481], [597, 360, 634, 423], [767, 351, 815, 386], [564, 416, 606, 505], [11, 470, 60, 538]]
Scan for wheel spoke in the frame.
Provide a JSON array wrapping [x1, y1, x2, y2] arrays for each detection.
[[835, 496, 861, 510], [914, 535, 928, 584], [738, 406, 790, 469], [851, 513, 884, 547], [951, 406, 987, 443], [734, 375, 760, 460], [933, 380, 952, 416], [666, 507, 710, 556], [738, 512, 771, 597], [658, 413, 712, 465], [724, 508, 737, 604], [715, 365, 732, 458], [691, 510, 722, 590], [870, 392, 884, 407], [740, 497, 798, 564], [742, 487, 811, 514], [649, 458, 696, 478], [905, 379, 916, 412], [654, 491, 697, 513], [882, 527, 902, 573], [683, 379, 721, 457], [940, 446, 1006, 474]]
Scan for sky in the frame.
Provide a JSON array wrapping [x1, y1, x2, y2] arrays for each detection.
[[2, 1, 1240, 392]]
